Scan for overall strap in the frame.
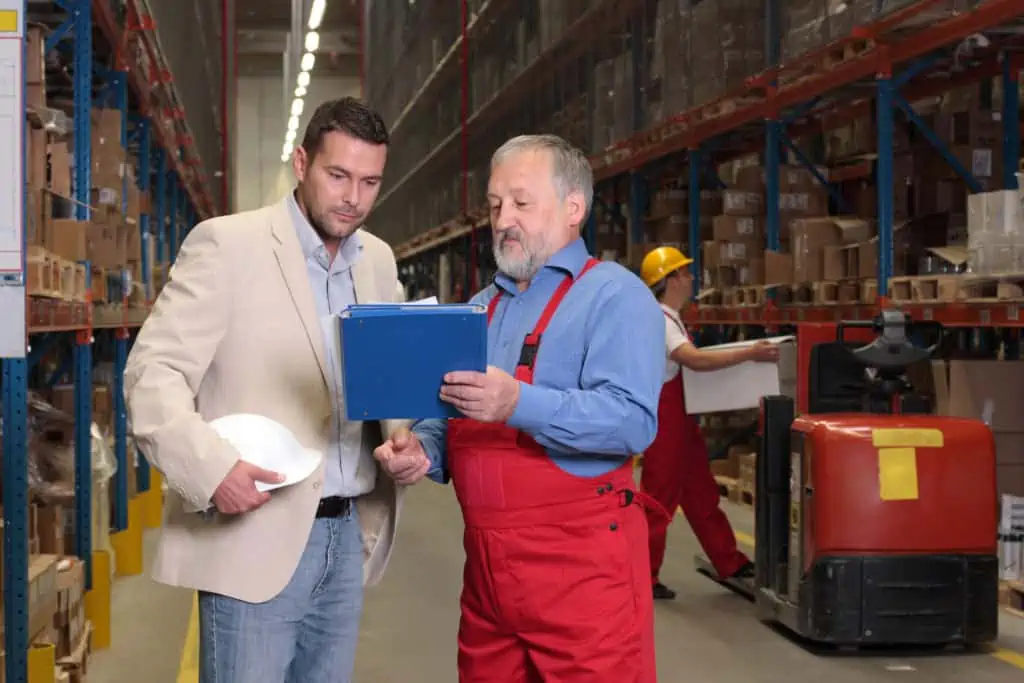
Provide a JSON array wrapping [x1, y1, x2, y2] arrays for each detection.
[[518, 258, 600, 375]]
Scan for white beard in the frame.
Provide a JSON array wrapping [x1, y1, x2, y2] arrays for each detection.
[[493, 232, 541, 282]]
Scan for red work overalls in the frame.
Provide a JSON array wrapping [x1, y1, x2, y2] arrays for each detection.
[[641, 312, 750, 581], [448, 259, 658, 683]]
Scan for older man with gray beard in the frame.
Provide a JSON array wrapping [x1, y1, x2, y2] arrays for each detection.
[[372, 134, 666, 682]]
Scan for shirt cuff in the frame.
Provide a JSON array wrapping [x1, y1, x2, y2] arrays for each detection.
[[506, 382, 559, 434], [413, 421, 449, 484]]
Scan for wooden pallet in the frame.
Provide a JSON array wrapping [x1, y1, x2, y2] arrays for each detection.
[[823, 38, 875, 70], [888, 273, 1024, 304], [1000, 580, 1023, 616], [26, 247, 87, 302], [775, 281, 839, 305], [57, 620, 93, 683], [721, 285, 766, 307], [690, 95, 759, 125], [26, 246, 61, 297], [714, 475, 738, 499]]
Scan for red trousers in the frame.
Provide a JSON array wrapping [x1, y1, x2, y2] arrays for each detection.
[[641, 373, 750, 580]]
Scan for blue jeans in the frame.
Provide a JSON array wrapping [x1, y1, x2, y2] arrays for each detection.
[[197, 510, 364, 683]]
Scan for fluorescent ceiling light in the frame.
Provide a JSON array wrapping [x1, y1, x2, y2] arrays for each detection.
[[297, 71, 310, 88], [291, 98, 304, 116], [305, 32, 320, 52], [295, 85, 307, 97], [285, 129, 296, 143], [308, 0, 326, 29], [288, 115, 299, 131], [300, 52, 315, 72]]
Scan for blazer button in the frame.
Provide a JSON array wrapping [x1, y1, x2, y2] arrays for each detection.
[[312, 481, 321, 491]]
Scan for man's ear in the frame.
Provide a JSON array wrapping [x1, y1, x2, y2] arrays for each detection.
[[566, 189, 586, 227], [292, 146, 308, 183]]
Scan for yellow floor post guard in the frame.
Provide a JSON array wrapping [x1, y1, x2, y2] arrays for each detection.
[[85, 549, 113, 651], [111, 494, 145, 577], [27, 642, 55, 683]]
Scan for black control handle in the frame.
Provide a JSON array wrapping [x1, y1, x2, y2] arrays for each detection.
[[839, 310, 944, 372]]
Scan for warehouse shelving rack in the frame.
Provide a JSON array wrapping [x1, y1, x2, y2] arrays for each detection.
[[378, 0, 1024, 333], [1, 2, 212, 681]]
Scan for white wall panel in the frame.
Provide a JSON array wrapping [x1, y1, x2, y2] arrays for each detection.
[[233, 75, 360, 212]]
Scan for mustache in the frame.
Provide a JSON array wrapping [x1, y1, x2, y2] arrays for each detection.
[[496, 229, 524, 246]]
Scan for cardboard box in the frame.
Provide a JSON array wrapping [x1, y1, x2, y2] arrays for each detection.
[[932, 359, 1024, 496], [682, 336, 797, 414]]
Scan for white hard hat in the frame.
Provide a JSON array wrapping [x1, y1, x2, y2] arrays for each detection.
[[209, 413, 322, 493]]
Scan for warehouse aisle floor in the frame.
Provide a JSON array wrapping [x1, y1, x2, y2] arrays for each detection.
[[91, 483, 1024, 682]]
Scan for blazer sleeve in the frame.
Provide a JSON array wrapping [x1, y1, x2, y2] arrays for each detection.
[[124, 220, 241, 511]]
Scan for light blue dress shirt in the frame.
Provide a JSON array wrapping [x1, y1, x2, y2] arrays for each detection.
[[413, 237, 665, 482], [287, 194, 376, 498]]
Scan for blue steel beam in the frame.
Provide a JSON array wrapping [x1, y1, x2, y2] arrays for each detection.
[[688, 149, 701, 293], [2, 358, 29, 683], [72, 0, 94, 591], [777, 131, 853, 214], [765, 121, 782, 252], [765, 0, 782, 257], [627, 7, 645, 252], [112, 329, 129, 531], [3, 11, 29, 679], [138, 119, 153, 301], [169, 175, 179, 261], [1002, 54, 1020, 190], [27, 332, 58, 370], [891, 91, 984, 194], [584, 207, 597, 253], [155, 150, 167, 267], [876, 77, 895, 298]]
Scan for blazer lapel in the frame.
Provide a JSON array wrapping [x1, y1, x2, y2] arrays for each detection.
[[269, 201, 331, 387]]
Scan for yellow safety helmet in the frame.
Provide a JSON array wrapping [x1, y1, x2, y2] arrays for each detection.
[[640, 246, 693, 288]]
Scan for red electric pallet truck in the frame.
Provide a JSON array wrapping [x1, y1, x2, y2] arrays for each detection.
[[696, 311, 1000, 646]]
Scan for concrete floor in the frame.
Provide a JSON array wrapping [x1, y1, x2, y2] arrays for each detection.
[[91, 483, 1024, 682]]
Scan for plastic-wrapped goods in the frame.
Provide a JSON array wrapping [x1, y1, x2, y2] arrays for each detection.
[[689, 0, 765, 107], [782, 0, 864, 62], [647, 0, 693, 126], [4, 391, 119, 506], [999, 494, 1024, 582], [875, 0, 981, 28], [966, 190, 1024, 275]]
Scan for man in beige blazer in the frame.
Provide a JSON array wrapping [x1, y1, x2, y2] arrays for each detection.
[[124, 97, 429, 683]]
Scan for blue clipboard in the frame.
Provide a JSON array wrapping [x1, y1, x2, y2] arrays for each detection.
[[339, 303, 488, 421]]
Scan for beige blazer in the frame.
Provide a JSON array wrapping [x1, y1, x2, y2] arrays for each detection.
[[124, 197, 407, 603]]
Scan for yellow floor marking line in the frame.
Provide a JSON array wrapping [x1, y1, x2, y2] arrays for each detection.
[[177, 592, 200, 683]]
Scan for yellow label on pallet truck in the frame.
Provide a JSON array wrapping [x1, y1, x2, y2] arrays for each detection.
[[871, 428, 943, 501], [0, 10, 18, 33]]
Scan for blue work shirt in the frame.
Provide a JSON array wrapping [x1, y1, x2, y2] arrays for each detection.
[[412, 237, 665, 481]]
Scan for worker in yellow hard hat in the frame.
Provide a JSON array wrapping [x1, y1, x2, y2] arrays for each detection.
[[638, 245, 778, 600]]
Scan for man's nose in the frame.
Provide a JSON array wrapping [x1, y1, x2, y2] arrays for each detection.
[[342, 179, 359, 206]]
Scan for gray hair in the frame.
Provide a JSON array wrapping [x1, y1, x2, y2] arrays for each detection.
[[490, 134, 594, 224]]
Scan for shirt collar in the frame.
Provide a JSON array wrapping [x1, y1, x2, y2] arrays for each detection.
[[287, 191, 363, 267], [494, 237, 591, 293]]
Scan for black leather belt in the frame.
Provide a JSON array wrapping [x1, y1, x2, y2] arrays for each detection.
[[316, 496, 352, 519]]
